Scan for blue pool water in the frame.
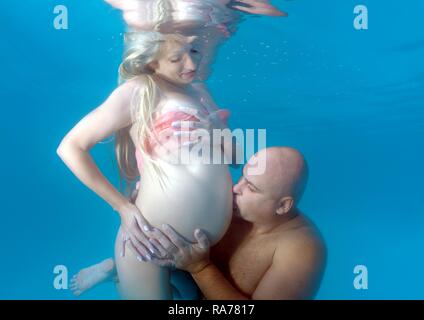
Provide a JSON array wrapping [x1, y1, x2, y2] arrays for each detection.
[[1, 0, 423, 299]]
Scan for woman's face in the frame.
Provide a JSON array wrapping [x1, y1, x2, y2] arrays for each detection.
[[151, 37, 202, 86]]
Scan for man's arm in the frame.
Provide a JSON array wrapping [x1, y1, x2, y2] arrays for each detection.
[[147, 226, 249, 299], [191, 263, 249, 300], [252, 235, 326, 300]]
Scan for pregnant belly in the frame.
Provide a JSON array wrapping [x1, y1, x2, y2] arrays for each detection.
[[136, 157, 233, 245]]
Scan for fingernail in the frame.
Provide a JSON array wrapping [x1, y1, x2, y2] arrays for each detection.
[[162, 224, 168, 229], [137, 256, 143, 262], [171, 121, 178, 127], [143, 225, 151, 232], [146, 254, 151, 260]]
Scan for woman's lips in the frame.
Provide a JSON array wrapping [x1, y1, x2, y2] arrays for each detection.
[[180, 71, 195, 79]]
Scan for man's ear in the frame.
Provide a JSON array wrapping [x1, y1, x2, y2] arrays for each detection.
[[276, 197, 294, 216]]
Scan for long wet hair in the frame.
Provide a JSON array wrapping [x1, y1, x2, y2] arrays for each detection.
[[115, 30, 190, 194]]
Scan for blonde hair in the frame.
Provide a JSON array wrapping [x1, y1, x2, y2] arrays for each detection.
[[115, 31, 189, 194]]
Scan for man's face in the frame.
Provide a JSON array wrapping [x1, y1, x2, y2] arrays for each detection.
[[232, 161, 277, 222]]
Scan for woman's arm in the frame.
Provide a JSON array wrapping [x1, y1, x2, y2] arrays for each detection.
[[57, 79, 160, 259], [57, 80, 135, 213]]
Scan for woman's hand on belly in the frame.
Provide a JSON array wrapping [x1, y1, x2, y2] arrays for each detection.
[[119, 202, 163, 261]]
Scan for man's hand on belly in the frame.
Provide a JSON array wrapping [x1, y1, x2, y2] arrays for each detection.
[[147, 225, 212, 274]]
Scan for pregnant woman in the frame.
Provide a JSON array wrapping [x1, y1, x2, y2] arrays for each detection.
[[58, 31, 234, 299]]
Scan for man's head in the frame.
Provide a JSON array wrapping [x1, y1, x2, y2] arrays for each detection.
[[233, 147, 308, 223]]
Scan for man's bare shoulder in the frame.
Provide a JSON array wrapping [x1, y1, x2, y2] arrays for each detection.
[[251, 215, 326, 300], [274, 214, 326, 263]]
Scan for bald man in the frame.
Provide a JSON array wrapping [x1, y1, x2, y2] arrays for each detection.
[[146, 147, 326, 300], [70, 147, 326, 300]]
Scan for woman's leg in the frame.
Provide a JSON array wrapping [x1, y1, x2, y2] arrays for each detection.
[[114, 227, 173, 300]]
